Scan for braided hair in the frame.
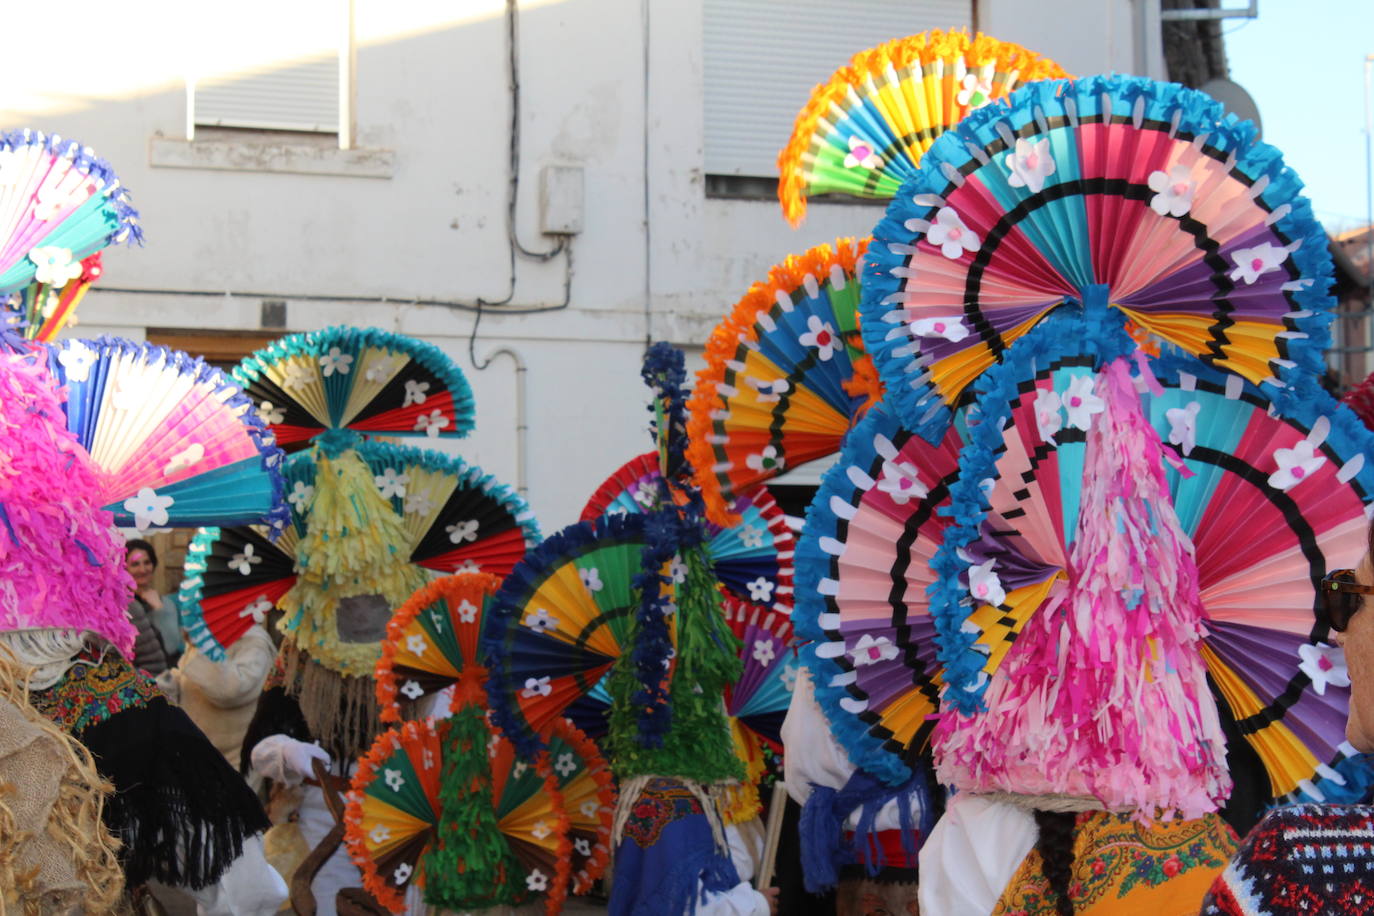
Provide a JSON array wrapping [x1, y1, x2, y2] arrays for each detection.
[[1033, 810, 1078, 916]]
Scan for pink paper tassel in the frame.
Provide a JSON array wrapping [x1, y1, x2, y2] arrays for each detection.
[[0, 347, 137, 655], [935, 359, 1230, 819]]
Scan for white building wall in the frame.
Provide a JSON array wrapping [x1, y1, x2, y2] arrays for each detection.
[[0, 0, 1160, 530]]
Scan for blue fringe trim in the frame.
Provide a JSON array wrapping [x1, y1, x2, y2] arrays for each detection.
[[794, 402, 916, 786], [929, 310, 1136, 710], [178, 526, 225, 660], [641, 342, 693, 484], [798, 766, 934, 893], [484, 513, 647, 760], [44, 335, 290, 537], [859, 73, 1337, 444], [631, 508, 683, 747], [1, 128, 143, 248], [232, 326, 477, 441]]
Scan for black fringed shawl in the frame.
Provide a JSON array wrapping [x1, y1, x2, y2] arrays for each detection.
[[31, 650, 271, 889]]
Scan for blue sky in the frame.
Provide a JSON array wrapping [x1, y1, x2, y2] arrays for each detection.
[[1225, 0, 1373, 235]]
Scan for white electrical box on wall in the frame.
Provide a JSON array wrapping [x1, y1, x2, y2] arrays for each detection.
[[539, 165, 585, 235]]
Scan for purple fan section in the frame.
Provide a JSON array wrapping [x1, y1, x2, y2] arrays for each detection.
[[1120, 223, 1294, 317], [959, 526, 1060, 592], [840, 619, 940, 710]]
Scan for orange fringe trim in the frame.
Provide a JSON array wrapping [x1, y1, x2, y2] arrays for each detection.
[[777, 29, 1071, 225], [344, 719, 442, 914], [375, 572, 502, 722], [687, 237, 869, 527], [546, 718, 618, 895], [529, 746, 575, 916]]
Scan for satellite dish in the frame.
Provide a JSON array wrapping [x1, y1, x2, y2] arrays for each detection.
[[1200, 77, 1263, 138]]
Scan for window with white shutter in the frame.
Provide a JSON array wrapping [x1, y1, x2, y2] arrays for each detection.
[[703, 0, 974, 179], [187, 0, 354, 147]]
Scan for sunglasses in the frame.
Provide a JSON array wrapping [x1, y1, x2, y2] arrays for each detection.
[[1319, 569, 1374, 632]]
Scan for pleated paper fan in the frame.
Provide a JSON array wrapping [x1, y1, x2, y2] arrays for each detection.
[[931, 312, 1374, 812], [233, 326, 475, 451], [862, 73, 1337, 443], [353, 439, 541, 578], [778, 30, 1069, 225], [581, 452, 796, 612], [376, 572, 503, 721], [544, 717, 616, 894], [688, 238, 884, 525], [484, 513, 677, 758], [792, 401, 966, 785], [178, 523, 300, 659], [4, 251, 101, 341], [344, 719, 446, 912], [0, 129, 141, 297], [345, 714, 574, 915], [44, 336, 288, 533], [722, 595, 796, 751]]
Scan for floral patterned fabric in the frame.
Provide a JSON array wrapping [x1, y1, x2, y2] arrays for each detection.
[[29, 649, 160, 736], [991, 810, 1238, 916], [1202, 804, 1374, 915], [622, 777, 706, 850]]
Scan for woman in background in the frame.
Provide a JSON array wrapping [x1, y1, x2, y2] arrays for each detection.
[[124, 538, 172, 674]]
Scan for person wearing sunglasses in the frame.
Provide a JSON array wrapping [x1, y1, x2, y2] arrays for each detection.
[[1201, 547, 1374, 914]]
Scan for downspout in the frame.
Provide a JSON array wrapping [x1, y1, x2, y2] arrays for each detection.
[[476, 347, 529, 496]]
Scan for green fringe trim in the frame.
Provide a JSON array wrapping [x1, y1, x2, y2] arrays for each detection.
[[607, 545, 745, 783], [422, 707, 533, 910]]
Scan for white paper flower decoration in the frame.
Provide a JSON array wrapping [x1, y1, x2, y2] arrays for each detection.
[[1166, 401, 1201, 456], [746, 577, 775, 603], [257, 400, 285, 425], [318, 346, 353, 377], [555, 752, 577, 777], [799, 315, 840, 361], [1269, 439, 1326, 490], [523, 608, 559, 633], [739, 525, 765, 549], [752, 639, 777, 666], [456, 599, 478, 623], [287, 480, 315, 512], [403, 379, 430, 406], [956, 72, 993, 108], [446, 519, 479, 544], [746, 445, 783, 474], [1298, 643, 1350, 695], [877, 458, 928, 505], [1061, 376, 1105, 431], [1230, 243, 1286, 285], [1033, 388, 1063, 443], [29, 247, 81, 287], [1005, 138, 1056, 194], [926, 207, 980, 260], [1147, 164, 1196, 217], [967, 559, 1006, 607], [910, 316, 970, 342], [521, 676, 552, 698], [240, 595, 273, 624], [849, 633, 898, 667], [844, 135, 882, 170], [525, 869, 549, 892], [363, 357, 395, 383], [404, 490, 435, 517], [405, 633, 428, 655], [57, 342, 96, 382], [374, 467, 409, 499], [399, 679, 424, 699], [126, 489, 174, 530], [415, 409, 450, 437], [580, 566, 604, 593], [383, 768, 405, 792]]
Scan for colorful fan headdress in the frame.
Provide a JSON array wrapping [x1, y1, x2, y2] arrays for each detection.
[[45, 337, 288, 534], [777, 30, 1068, 225], [688, 238, 885, 525], [0, 129, 140, 297], [343, 714, 574, 914], [582, 452, 796, 612], [929, 311, 1374, 814], [861, 73, 1337, 442], [0, 346, 136, 655], [792, 400, 966, 785], [6, 252, 102, 342]]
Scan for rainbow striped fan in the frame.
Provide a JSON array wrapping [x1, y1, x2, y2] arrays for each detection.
[[722, 595, 795, 752], [862, 73, 1337, 442], [376, 573, 502, 721], [931, 312, 1374, 811], [43, 337, 287, 533], [688, 238, 883, 525], [4, 251, 101, 341], [344, 716, 572, 914], [792, 402, 966, 784], [778, 31, 1068, 225], [545, 717, 616, 894], [179, 442, 538, 661], [582, 452, 795, 611], [233, 326, 475, 451], [0, 129, 141, 296], [484, 513, 675, 757]]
